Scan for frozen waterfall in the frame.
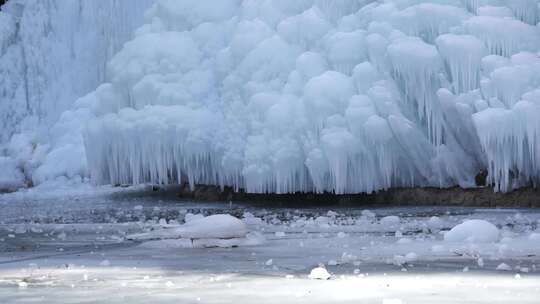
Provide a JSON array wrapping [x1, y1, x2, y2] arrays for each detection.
[[0, 0, 154, 188], [1, 0, 540, 194]]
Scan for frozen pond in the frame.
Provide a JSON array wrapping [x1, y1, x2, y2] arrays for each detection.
[[0, 188, 539, 303]]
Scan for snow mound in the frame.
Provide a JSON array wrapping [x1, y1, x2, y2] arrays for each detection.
[[444, 219, 499, 243], [496, 263, 512, 271], [380, 216, 400, 227], [308, 267, 331, 280], [128, 214, 248, 240]]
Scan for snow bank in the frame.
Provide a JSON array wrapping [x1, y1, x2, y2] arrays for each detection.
[[2, 0, 540, 194], [444, 219, 499, 243]]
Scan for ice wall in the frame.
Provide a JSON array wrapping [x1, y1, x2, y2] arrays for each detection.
[[2, 0, 540, 194], [0, 0, 154, 189], [80, 0, 540, 194]]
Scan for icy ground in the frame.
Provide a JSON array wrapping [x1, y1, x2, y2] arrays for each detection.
[[0, 190, 539, 303]]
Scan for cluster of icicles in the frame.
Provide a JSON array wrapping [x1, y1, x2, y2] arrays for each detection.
[[82, 0, 540, 194]]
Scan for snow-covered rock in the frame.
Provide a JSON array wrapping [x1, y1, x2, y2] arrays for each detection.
[[405, 252, 418, 263], [128, 214, 248, 240], [496, 263, 512, 271], [444, 220, 499, 243], [308, 267, 331, 280], [380, 216, 400, 227]]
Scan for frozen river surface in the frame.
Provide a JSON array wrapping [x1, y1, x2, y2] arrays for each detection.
[[0, 187, 539, 303]]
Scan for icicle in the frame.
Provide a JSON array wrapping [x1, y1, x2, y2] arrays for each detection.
[[391, 4, 470, 43], [388, 37, 444, 145], [473, 99, 540, 192], [508, 0, 539, 25], [315, 0, 362, 23], [460, 0, 480, 14], [435, 34, 485, 94], [462, 16, 540, 57], [67, 0, 540, 195]]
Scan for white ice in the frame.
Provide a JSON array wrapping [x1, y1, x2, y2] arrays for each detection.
[[1, 0, 540, 194]]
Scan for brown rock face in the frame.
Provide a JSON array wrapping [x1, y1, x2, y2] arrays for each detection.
[[175, 184, 540, 208]]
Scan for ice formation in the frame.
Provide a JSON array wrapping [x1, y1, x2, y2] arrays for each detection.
[[0, 0, 154, 190], [1, 0, 540, 194]]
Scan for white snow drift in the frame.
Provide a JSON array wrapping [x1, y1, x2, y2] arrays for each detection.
[[1, 0, 540, 194]]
